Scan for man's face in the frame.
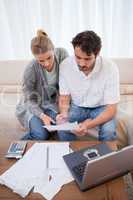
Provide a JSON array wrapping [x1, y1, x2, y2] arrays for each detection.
[[74, 47, 97, 74], [35, 50, 54, 72]]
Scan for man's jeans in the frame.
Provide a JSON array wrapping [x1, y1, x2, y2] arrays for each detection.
[[57, 104, 117, 141], [21, 109, 57, 140]]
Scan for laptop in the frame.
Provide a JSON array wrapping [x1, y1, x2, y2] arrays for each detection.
[[63, 143, 133, 191]]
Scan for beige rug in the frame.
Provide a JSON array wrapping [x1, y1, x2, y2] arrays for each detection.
[[124, 173, 133, 199]]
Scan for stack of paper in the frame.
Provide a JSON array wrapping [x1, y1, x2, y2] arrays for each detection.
[[0, 142, 73, 200]]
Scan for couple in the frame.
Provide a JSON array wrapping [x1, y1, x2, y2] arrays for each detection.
[[16, 29, 120, 141]]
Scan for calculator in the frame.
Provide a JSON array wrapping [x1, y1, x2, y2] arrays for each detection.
[[5, 141, 27, 159]]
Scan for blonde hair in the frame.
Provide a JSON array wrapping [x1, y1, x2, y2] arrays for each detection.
[[31, 29, 54, 55]]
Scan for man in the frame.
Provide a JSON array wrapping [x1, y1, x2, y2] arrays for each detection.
[[56, 30, 120, 141]]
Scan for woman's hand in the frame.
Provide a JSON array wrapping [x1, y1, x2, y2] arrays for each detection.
[[56, 113, 68, 124], [40, 113, 55, 125]]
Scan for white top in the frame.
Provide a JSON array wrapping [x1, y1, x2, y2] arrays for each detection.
[[59, 56, 120, 107]]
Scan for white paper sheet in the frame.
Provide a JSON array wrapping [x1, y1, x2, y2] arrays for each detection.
[[43, 121, 78, 131], [48, 143, 70, 169], [0, 143, 49, 197], [34, 169, 73, 200]]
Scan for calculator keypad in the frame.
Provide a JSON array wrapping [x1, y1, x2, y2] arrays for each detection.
[[6, 141, 27, 158]]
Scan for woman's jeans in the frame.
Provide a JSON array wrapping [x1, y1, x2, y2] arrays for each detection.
[[21, 108, 57, 140], [57, 104, 117, 141]]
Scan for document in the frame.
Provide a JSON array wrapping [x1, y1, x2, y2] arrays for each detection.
[[34, 169, 73, 200], [34, 142, 73, 199], [48, 143, 70, 169], [43, 121, 78, 131], [0, 142, 73, 200], [0, 143, 49, 197]]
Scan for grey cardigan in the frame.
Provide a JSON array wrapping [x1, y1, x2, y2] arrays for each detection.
[[16, 48, 68, 128]]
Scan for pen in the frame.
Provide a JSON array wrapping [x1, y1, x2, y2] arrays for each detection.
[[46, 146, 52, 181], [51, 120, 56, 125], [47, 146, 49, 169]]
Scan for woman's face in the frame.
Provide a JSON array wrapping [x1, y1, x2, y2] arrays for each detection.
[[35, 50, 54, 72]]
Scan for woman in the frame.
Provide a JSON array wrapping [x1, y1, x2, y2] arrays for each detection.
[[16, 30, 68, 140]]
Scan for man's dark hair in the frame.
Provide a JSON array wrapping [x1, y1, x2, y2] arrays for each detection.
[[72, 30, 102, 55]]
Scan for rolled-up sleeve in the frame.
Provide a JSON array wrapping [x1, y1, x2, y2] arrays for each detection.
[[59, 61, 71, 95]]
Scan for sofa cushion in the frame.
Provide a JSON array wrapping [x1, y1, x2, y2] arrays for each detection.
[[0, 60, 29, 85], [112, 58, 133, 84], [120, 84, 133, 95], [0, 85, 22, 93], [117, 99, 133, 146], [0, 58, 133, 85]]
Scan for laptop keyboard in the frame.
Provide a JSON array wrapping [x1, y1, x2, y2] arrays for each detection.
[[72, 161, 87, 180]]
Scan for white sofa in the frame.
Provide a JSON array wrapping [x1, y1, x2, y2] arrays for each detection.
[[0, 59, 133, 147]]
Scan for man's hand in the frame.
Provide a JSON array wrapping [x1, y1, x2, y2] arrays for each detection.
[[73, 104, 117, 136], [40, 113, 55, 125], [56, 113, 68, 124], [72, 119, 93, 136], [73, 120, 89, 136]]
